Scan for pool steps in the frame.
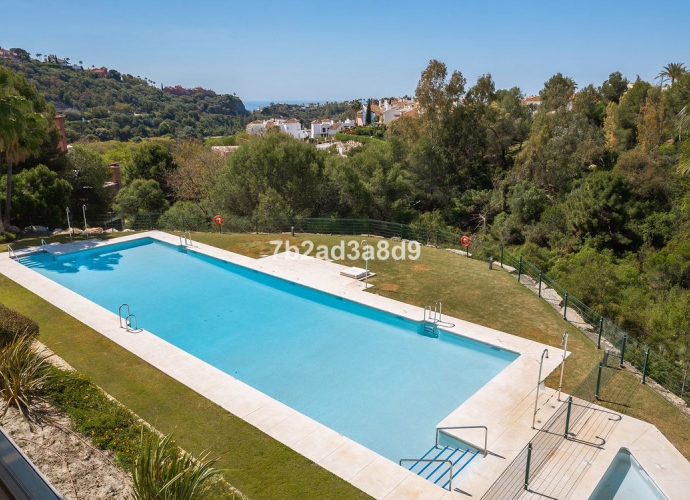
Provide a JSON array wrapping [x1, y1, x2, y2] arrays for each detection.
[[403, 444, 480, 490]]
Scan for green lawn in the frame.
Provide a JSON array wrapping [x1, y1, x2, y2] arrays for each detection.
[[1, 230, 688, 500]]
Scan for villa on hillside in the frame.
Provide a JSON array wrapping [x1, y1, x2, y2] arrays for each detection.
[[246, 119, 310, 140], [357, 97, 417, 126], [310, 119, 355, 139]]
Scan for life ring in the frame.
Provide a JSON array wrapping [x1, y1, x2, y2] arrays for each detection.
[[460, 235, 471, 248], [213, 215, 224, 226]]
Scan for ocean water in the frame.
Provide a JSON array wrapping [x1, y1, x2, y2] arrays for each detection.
[[21, 238, 517, 461]]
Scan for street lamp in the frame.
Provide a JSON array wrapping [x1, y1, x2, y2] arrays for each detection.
[[558, 331, 569, 401], [532, 349, 549, 429]]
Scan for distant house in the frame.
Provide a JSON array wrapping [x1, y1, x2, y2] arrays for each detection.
[[89, 67, 108, 78], [357, 98, 416, 125], [246, 119, 309, 140], [310, 119, 354, 139], [521, 95, 541, 107]]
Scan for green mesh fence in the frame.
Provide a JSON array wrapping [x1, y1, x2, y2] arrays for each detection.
[[81, 213, 689, 408]]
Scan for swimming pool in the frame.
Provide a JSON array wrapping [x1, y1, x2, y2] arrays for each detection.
[[19, 237, 518, 462], [589, 448, 667, 500]]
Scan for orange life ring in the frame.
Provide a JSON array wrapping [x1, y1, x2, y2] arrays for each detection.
[[460, 235, 471, 248], [213, 215, 224, 226]]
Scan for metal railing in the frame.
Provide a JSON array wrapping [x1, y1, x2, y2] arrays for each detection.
[[7, 244, 16, 259], [436, 425, 488, 457]]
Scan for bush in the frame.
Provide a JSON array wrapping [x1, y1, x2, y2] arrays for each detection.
[[0, 304, 39, 349], [44, 368, 146, 470], [0, 335, 51, 428], [132, 430, 221, 500], [0, 232, 17, 243]]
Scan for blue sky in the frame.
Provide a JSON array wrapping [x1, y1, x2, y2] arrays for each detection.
[[3, 0, 688, 102]]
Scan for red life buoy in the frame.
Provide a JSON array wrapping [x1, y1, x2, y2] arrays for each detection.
[[213, 215, 224, 226], [460, 235, 471, 248]]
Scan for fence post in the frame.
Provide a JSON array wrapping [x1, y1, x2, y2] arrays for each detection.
[[538, 272, 542, 297], [597, 317, 604, 349], [563, 292, 568, 320], [524, 442, 532, 491], [400, 224, 403, 240], [682, 369, 687, 400], [595, 363, 603, 399], [642, 348, 650, 384], [367, 219, 370, 237], [148, 213, 152, 230], [619, 335, 627, 368], [517, 256, 522, 282], [564, 396, 573, 437], [500, 245, 504, 268], [435, 229, 438, 247]]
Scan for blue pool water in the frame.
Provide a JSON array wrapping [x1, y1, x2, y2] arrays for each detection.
[[21, 238, 517, 461], [589, 448, 667, 499]]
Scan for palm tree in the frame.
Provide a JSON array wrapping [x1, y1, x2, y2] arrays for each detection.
[[0, 69, 47, 230], [657, 63, 687, 86]]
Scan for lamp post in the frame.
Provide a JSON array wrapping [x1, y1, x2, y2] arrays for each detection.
[[532, 349, 549, 429], [361, 240, 369, 289], [558, 331, 568, 401], [66, 207, 72, 243]]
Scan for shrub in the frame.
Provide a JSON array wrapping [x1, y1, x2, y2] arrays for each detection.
[[132, 430, 221, 500], [0, 304, 39, 348], [0, 335, 52, 428], [44, 368, 144, 470]]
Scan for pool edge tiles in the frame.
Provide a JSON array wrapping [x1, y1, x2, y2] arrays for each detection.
[[0, 231, 566, 499]]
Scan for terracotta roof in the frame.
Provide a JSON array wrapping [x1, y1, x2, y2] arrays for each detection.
[[403, 108, 418, 118], [329, 123, 340, 130], [286, 119, 300, 123], [522, 95, 541, 105], [371, 105, 384, 116]]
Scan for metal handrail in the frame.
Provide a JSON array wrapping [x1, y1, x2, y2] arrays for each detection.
[[7, 244, 16, 259], [179, 231, 193, 247], [436, 425, 488, 457], [41, 239, 47, 247], [118, 304, 131, 329], [398, 459, 454, 490]]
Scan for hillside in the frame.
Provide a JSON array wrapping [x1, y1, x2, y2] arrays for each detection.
[[0, 50, 248, 142]]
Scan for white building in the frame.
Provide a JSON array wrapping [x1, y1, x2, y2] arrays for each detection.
[[246, 119, 309, 140], [310, 119, 355, 139]]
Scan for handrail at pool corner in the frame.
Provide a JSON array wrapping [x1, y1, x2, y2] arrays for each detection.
[[7, 244, 16, 259], [436, 425, 488, 457], [398, 458, 454, 490]]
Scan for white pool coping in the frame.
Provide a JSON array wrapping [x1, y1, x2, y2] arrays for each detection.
[[2, 231, 575, 499]]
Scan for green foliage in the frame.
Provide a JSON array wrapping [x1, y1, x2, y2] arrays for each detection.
[[600, 71, 629, 104], [250, 101, 354, 126], [0, 303, 39, 349], [44, 367, 146, 469], [203, 136, 237, 146], [114, 179, 169, 213], [0, 58, 246, 142], [539, 73, 577, 112], [564, 170, 638, 252], [0, 335, 51, 427], [132, 430, 222, 500], [122, 143, 176, 191], [1, 164, 72, 227], [333, 132, 383, 144], [67, 145, 113, 213]]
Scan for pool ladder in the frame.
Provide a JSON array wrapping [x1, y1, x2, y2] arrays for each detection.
[[119, 304, 142, 332], [179, 232, 193, 247], [422, 302, 456, 337]]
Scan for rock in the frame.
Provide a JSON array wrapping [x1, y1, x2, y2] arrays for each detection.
[[71, 228, 83, 234], [104, 228, 119, 233], [85, 227, 104, 235], [24, 225, 50, 235], [7, 226, 21, 234], [121, 229, 135, 232], [52, 228, 64, 235]]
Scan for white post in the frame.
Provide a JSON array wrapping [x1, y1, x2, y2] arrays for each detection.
[[361, 240, 369, 289], [532, 349, 549, 429], [66, 207, 72, 242], [82, 205, 88, 240], [558, 331, 568, 401]]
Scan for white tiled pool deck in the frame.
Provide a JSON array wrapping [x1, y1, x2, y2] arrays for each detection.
[[3, 231, 689, 499]]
